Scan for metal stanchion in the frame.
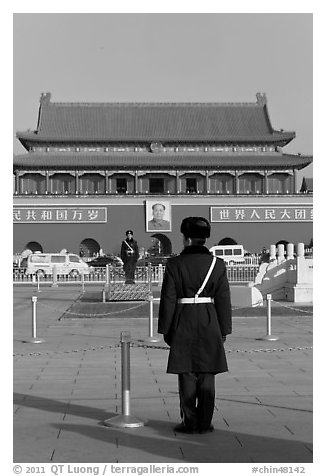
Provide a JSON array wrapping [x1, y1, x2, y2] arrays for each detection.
[[158, 264, 163, 286], [102, 264, 110, 302], [22, 296, 44, 344], [103, 331, 147, 428], [139, 295, 162, 343], [52, 265, 58, 287], [257, 294, 279, 341], [81, 271, 85, 293], [148, 264, 152, 294]]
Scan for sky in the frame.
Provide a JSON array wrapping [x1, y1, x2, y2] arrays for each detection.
[[13, 12, 313, 182]]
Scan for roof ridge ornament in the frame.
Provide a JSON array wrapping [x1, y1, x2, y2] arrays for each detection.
[[256, 92, 267, 106], [150, 142, 164, 152], [40, 92, 51, 105]]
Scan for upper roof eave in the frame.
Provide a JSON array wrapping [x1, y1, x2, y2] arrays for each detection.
[[13, 152, 313, 170], [16, 131, 295, 144]]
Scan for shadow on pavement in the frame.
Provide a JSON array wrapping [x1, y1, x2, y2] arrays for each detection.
[[14, 392, 313, 463]]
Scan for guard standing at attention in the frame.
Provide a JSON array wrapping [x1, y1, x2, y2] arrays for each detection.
[[158, 217, 232, 434], [120, 230, 139, 284]]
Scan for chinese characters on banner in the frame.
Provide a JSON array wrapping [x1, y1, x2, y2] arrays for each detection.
[[210, 206, 313, 223], [13, 207, 107, 223]]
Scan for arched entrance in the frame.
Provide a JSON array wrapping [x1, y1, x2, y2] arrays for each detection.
[[79, 238, 100, 258], [275, 239, 289, 247], [148, 234, 172, 256], [218, 237, 238, 246], [23, 241, 43, 254]]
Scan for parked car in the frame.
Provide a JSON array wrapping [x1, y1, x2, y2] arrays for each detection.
[[137, 255, 171, 266], [87, 255, 123, 268], [26, 253, 92, 277]]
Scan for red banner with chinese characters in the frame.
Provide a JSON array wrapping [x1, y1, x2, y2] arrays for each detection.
[[210, 206, 312, 223], [13, 207, 107, 223]]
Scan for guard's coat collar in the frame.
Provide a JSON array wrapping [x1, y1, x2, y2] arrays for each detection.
[[180, 246, 211, 255]]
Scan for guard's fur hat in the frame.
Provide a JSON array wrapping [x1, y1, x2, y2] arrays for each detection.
[[180, 217, 211, 239]]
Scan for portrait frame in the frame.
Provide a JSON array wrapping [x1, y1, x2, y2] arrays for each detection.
[[146, 200, 172, 232]]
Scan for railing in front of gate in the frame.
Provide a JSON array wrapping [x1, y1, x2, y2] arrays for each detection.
[[13, 263, 260, 285]]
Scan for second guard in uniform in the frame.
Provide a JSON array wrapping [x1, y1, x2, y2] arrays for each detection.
[[120, 230, 139, 284], [158, 217, 232, 434]]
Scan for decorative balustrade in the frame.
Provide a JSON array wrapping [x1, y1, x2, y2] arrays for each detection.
[[13, 261, 260, 285]]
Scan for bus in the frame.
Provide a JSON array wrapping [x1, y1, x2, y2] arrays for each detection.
[[209, 245, 245, 264]]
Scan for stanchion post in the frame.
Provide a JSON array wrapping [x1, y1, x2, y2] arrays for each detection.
[[81, 271, 85, 293], [103, 331, 147, 428], [139, 295, 162, 343], [102, 264, 110, 302], [148, 264, 152, 294], [52, 265, 58, 287], [22, 296, 44, 344], [267, 294, 272, 335], [257, 294, 279, 341], [158, 264, 163, 286]]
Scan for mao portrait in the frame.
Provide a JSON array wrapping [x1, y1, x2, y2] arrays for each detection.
[[146, 201, 171, 232]]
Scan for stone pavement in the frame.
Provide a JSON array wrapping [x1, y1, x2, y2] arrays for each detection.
[[13, 285, 313, 463]]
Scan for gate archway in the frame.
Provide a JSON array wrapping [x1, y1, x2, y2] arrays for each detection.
[[218, 237, 238, 246], [275, 239, 289, 247], [23, 241, 43, 254], [79, 238, 100, 258], [148, 234, 172, 255]]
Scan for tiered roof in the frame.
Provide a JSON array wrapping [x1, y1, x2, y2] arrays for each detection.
[[13, 152, 312, 170], [17, 92, 295, 149], [14, 92, 312, 172]]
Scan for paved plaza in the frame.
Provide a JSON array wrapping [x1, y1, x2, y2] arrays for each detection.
[[13, 285, 313, 464]]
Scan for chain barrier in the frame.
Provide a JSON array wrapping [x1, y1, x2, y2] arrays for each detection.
[[271, 299, 313, 315], [15, 293, 312, 357], [131, 342, 313, 354], [29, 295, 313, 318], [231, 299, 264, 310], [13, 342, 120, 358], [37, 299, 148, 317], [13, 341, 313, 358]]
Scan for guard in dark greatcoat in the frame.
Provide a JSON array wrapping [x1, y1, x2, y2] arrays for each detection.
[[120, 230, 139, 284], [158, 217, 232, 434]]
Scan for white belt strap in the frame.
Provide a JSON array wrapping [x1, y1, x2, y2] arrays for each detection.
[[177, 297, 214, 304], [123, 240, 133, 251], [178, 256, 217, 304]]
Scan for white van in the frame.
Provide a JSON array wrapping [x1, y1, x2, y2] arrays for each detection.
[[26, 253, 92, 276], [209, 245, 245, 264]]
